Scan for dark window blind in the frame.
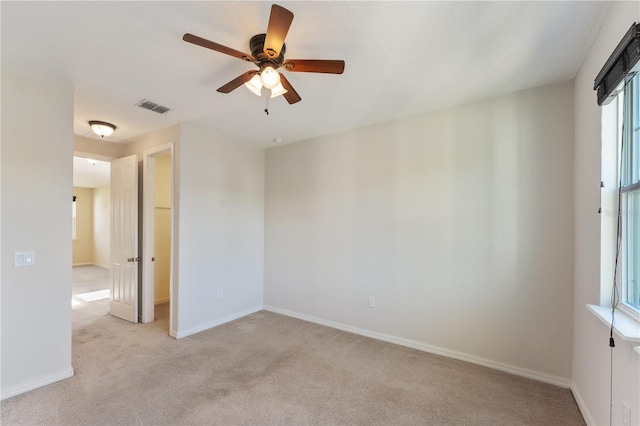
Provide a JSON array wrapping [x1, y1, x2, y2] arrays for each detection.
[[594, 22, 640, 106]]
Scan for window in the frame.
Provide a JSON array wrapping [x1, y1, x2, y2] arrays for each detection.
[[620, 73, 640, 318], [592, 22, 640, 338]]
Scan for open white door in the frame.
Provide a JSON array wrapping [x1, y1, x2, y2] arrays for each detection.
[[110, 154, 139, 323]]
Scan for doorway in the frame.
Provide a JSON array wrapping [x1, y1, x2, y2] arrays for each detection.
[[72, 155, 112, 269], [71, 154, 113, 321], [72, 148, 176, 333], [141, 143, 175, 335]]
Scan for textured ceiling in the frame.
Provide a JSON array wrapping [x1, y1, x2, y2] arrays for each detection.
[[1, 1, 611, 147]]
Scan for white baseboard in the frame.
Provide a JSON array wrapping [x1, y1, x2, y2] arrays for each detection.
[[173, 305, 263, 339], [264, 305, 571, 388], [571, 381, 595, 426], [154, 297, 170, 305], [72, 263, 109, 269], [1, 368, 74, 401]]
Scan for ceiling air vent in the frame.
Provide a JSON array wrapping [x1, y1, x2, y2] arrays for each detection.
[[136, 99, 171, 114]]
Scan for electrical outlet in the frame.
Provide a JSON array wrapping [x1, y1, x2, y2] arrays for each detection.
[[623, 402, 630, 426], [368, 296, 375, 308], [217, 289, 223, 298]]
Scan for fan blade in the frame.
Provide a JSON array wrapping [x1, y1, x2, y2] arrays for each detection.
[[183, 33, 254, 62], [282, 59, 345, 74], [279, 73, 301, 104], [263, 5, 294, 58], [217, 71, 257, 93]]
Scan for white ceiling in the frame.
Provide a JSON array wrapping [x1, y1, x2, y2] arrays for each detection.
[[2, 1, 611, 147], [73, 157, 111, 188]]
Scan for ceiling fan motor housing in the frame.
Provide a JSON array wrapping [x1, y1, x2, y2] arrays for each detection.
[[250, 34, 286, 67]]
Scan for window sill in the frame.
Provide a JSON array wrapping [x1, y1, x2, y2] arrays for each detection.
[[587, 304, 640, 343]]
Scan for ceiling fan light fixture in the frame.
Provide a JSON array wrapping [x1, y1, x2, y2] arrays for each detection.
[[183, 4, 344, 108], [260, 66, 280, 89], [270, 82, 288, 98], [244, 74, 263, 96], [88, 120, 116, 138]]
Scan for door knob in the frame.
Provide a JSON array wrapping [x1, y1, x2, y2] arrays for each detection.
[[127, 257, 134, 262]]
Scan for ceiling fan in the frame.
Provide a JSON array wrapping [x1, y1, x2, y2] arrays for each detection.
[[183, 4, 345, 108]]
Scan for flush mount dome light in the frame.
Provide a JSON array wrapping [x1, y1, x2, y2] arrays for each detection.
[[89, 120, 116, 138]]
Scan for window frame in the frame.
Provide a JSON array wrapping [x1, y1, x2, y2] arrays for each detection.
[[618, 73, 640, 322]]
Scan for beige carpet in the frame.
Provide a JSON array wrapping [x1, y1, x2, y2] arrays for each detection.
[[1, 296, 585, 425]]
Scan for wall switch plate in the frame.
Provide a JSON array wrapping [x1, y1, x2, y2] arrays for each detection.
[[368, 296, 375, 308], [14, 251, 35, 267], [623, 402, 630, 426], [217, 289, 223, 298]]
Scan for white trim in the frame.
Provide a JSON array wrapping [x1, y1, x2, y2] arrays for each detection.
[[571, 381, 596, 426], [1, 368, 74, 401], [154, 297, 170, 305], [173, 305, 263, 339], [264, 305, 572, 388], [72, 263, 108, 268], [617, 301, 640, 324], [586, 304, 640, 342]]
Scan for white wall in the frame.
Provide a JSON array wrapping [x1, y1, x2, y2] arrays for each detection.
[[572, 2, 640, 425], [124, 125, 179, 159], [122, 123, 265, 337], [92, 185, 110, 268], [1, 65, 74, 399], [265, 81, 575, 384], [176, 122, 264, 337], [74, 135, 125, 160]]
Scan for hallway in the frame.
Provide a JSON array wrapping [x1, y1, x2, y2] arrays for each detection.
[[72, 265, 170, 331], [72, 265, 108, 296]]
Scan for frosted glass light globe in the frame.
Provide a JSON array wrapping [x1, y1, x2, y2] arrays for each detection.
[[260, 67, 280, 89], [244, 74, 263, 96]]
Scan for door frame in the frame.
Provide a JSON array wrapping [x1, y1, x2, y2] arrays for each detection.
[[141, 142, 176, 336]]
